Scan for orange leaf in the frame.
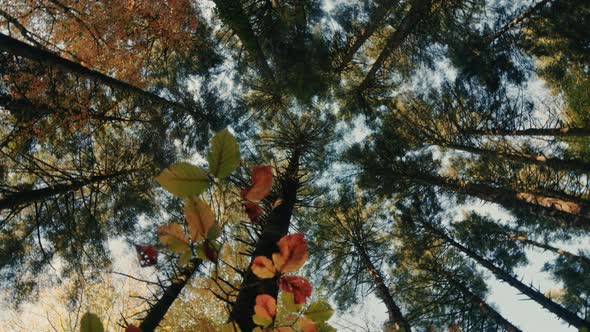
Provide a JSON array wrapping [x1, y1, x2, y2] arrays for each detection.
[[252, 256, 277, 279], [272, 233, 308, 273], [243, 202, 264, 223], [184, 198, 215, 242], [297, 316, 318, 332], [254, 294, 277, 319], [275, 327, 296, 332], [278, 276, 312, 304], [158, 223, 190, 253], [241, 166, 273, 201]]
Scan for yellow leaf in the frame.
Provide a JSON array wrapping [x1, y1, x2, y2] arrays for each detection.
[[158, 223, 190, 254], [252, 256, 277, 279], [207, 128, 240, 179], [185, 198, 215, 242], [155, 162, 209, 198]]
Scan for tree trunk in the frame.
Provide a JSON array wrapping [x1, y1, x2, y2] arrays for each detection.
[[508, 234, 590, 268], [462, 127, 590, 137], [441, 142, 590, 174], [336, 0, 398, 72], [139, 258, 202, 332], [358, 246, 412, 331], [406, 172, 590, 231], [0, 33, 191, 115], [487, 0, 554, 42], [229, 149, 301, 332], [212, 0, 277, 86], [440, 269, 522, 332], [0, 170, 136, 212], [426, 224, 590, 329], [358, 0, 432, 89]]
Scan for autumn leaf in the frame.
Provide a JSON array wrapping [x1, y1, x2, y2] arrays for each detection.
[[277, 276, 312, 304], [243, 202, 264, 223], [207, 128, 240, 179], [125, 325, 142, 332], [253, 294, 277, 323], [304, 301, 334, 323], [135, 244, 157, 267], [241, 165, 273, 201], [185, 198, 215, 242], [155, 162, 209, 198], [272, 233, 308, 273], [204, 240, 219, 262], [158, 223, 190, 254], [297, 316, 318, 332], [281, 291, 303, 313], [80, 312, 104, 332], [275, 327, 296, 332], [252, 256, 277, 279]]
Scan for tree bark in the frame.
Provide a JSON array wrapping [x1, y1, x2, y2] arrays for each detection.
[[139, 258, 202, 332], [358, 246, 412, 331], [441, 142, 590, 174], [0, 33, 191, 114], [487, 0, 554, 42], [406, 172, 590, 231], [508, 234, 590, 268], [0, 170, 136, 212], [427, 225, 590, 329], [229, 149, 301, 332], [440, 269, 522, 332], [335, 0, 398, 72], [358, 0, 432, 89], [462, 127, 590, 137]]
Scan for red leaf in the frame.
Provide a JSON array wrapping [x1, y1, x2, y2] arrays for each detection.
[[241, 166, 273, 201], [135, 244, 158, 267], [125, 325, 142, 332], [278, 276, 312, 304], [243, 202, 264, 223], [204, 241, 218, 262]]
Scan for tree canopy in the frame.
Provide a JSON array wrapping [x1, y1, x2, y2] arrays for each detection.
[[0, 0, 589, 331]]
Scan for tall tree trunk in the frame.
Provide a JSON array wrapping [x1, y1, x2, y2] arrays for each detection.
[[0, 33, 191, 115], [358, 0, 432, 90], [441, 142, 590, 174], [508, 234, 590, 268], [425, 224, 590, 329], [335, 0, 398, 72], [0, 95, 153, 124], [462, 127, 590, 137], [439, 269, 522, 332], [230, 149, 301, 332], [212, 0, 277, 86], [0, 169, 136, 212], [357, 246, 412, 331], [487, 0, 555, 42], [405, 172, 590, 231], [139, 258, 202, 332]]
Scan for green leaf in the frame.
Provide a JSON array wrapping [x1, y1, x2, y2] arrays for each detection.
[[304, 300, 334, 323], [194, 242, 206, 260], [281, 291, 302, 313], [207, 223, 222, 241], [316, 321, 337, 332], [252, 328, 264, 332], [178, 249, 193, 266], [80, 312, 104, 332], [207, 128, 240, 179], [155, 162, 209, 198], [252, 313, 272, 327], [580, 328, 589, 332]]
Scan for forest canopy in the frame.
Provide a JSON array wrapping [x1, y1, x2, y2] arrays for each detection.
[[0, 0, 589, 331]]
